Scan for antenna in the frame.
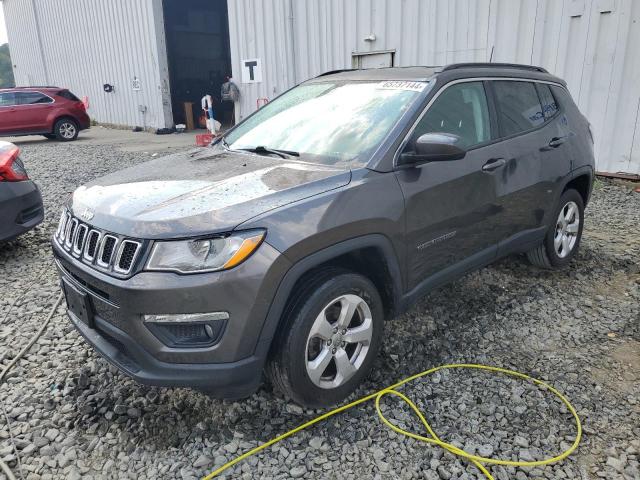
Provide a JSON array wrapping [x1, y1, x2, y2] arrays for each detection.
[[489, 46, 495, 62]]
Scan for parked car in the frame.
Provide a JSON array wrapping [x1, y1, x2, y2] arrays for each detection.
[[0, 141, 44, 242], [51, 63, 594, 407], [0, 87, 90, 141]]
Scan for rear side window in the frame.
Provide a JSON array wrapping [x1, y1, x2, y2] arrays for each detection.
[[410, 81, 491, 150], [15, 92, 53, 105], [536, 84, 558, 120], [0, 92, 16, 106], [493, 81, 544, 136], [57, 90, 80, 101]]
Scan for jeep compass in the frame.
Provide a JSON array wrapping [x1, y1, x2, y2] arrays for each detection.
[[52, 64, 594, 407]]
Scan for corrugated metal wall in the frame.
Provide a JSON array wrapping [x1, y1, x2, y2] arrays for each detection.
[[3, 0, 173, 129], [228, 0, 640, 175]]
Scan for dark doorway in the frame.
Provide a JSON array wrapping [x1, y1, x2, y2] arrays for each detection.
[[163, 0, 232, 129]]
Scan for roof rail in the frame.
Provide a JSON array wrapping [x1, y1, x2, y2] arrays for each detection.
[[442, 63, 549, 74], [316, 69, 357, 77]]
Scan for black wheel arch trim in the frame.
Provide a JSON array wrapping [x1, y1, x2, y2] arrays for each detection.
[[253, 234, 403, 363], [545, 166, 593, 227], [562, 165, 594, 203]]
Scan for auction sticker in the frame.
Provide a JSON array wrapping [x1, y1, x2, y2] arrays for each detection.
[[377, 81, 428, 92]]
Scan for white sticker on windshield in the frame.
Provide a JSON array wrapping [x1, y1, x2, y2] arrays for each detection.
[[377, 81, 428, 92]]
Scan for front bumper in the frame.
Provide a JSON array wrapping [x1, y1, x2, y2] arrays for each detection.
[[0, 180, 44, 242], [52, 238, 291, 397]]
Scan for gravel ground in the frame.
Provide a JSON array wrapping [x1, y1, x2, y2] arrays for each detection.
[[1, 141, 639, 480]]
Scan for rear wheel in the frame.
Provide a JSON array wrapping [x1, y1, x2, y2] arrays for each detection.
[[527, 189, 584, 268], [54, 118, 79, 141], [267, 269, 384, 407]]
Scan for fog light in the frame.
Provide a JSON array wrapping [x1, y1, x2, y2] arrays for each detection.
[[143, 312, 228, 347]]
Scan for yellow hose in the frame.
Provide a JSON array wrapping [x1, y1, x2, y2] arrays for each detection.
[[203, 364, 582, 480]]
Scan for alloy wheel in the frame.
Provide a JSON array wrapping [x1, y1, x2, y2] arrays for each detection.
[[305, 294, 373, 389], [554, 201, 580, 258], [60, 122, 77, 139]]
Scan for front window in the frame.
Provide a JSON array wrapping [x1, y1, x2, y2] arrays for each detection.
[[0, 92, 15, 107], [407, 81, 491, 151], [225, 80, 431, 167]]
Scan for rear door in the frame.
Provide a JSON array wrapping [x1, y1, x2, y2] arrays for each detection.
[[0, 92, 17, 133], [489, 80, 570, 241], [13, 91, 54, 132], [395, 80, 508, 290]]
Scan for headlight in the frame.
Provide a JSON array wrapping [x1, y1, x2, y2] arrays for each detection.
[[146, 230, 265, 273]]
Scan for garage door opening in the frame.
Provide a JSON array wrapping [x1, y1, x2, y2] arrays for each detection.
[[163, 0, 233, 129]]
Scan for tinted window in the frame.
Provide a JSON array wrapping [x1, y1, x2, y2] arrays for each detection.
[[409, 81, 491, 150], [493, 81, 544, 136], [16, 92, 53, 105], [57, 90, 80, 101], [0, 92, 16, 107], [536, 84, 558, 120]]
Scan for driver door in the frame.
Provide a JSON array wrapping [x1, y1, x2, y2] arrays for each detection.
[[395, 81, 508, 291]]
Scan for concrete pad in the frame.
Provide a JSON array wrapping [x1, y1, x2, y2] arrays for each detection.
[[1, 126, 211, 154]]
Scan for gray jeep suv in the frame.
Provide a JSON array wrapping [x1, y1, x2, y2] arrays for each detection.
[[52, 64, 594, 407]]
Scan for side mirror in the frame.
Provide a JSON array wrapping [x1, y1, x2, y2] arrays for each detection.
[[398, 132, 467, 166]]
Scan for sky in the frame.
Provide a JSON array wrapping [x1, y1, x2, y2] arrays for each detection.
[[0, 4, 8, 44]]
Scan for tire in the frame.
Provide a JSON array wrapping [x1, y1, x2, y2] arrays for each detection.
[[266, 268, 384, 407], [54, 118, 79, 141], [527, 189, 584, 269], [43, 134, 56, 140]]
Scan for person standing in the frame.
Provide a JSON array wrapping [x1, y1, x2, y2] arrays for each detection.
[[220, 75, 240, 127], [201, 94, 215, 133]]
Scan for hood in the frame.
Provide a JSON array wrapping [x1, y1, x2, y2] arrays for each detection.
[[69, 148, 350, 239]]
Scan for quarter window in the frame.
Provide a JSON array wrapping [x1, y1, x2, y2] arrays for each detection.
[[493, 81, 544, 136], [536, 84, 559, 120], [408, 81, 491, 150], [57, 90, 80, 101]]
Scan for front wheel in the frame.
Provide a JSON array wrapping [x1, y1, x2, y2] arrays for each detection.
[[527, 189, 584, 268], [267, 269, 384, 407], [54, 118, 79, 141]]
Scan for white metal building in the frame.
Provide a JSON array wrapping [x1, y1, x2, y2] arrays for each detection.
[[3, 0, 640, 175]]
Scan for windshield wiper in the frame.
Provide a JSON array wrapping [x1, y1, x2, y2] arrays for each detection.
[[238, 145, 299, 159]]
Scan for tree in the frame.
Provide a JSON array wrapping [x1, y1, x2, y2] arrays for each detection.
[[0, 43, 15, 88]]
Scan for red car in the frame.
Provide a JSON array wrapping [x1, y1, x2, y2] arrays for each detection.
[[0, 87, 90, 141]]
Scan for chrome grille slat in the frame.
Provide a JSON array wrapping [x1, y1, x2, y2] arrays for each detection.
[[83, 230, 101, 261], [64, 218, 78, 249], [97, 235, 118, 268], [55, 210, 142, 276], [73, 224, 88, 255], [114, 240, 141, 274], [56, 211, 67, 240]]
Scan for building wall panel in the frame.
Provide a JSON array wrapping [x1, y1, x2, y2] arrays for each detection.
[[3, 0, 172, 129], [228, 0, 640, 175]]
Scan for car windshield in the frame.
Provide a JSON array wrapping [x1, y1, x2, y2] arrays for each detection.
[[224, 80, 431, 167]]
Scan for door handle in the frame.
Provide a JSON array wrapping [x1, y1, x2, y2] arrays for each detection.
[[548, 136, 567, 148], [481, 157, 506, 172]]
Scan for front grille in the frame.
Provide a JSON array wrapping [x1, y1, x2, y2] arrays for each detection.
[[55, 209, 142, 276]]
